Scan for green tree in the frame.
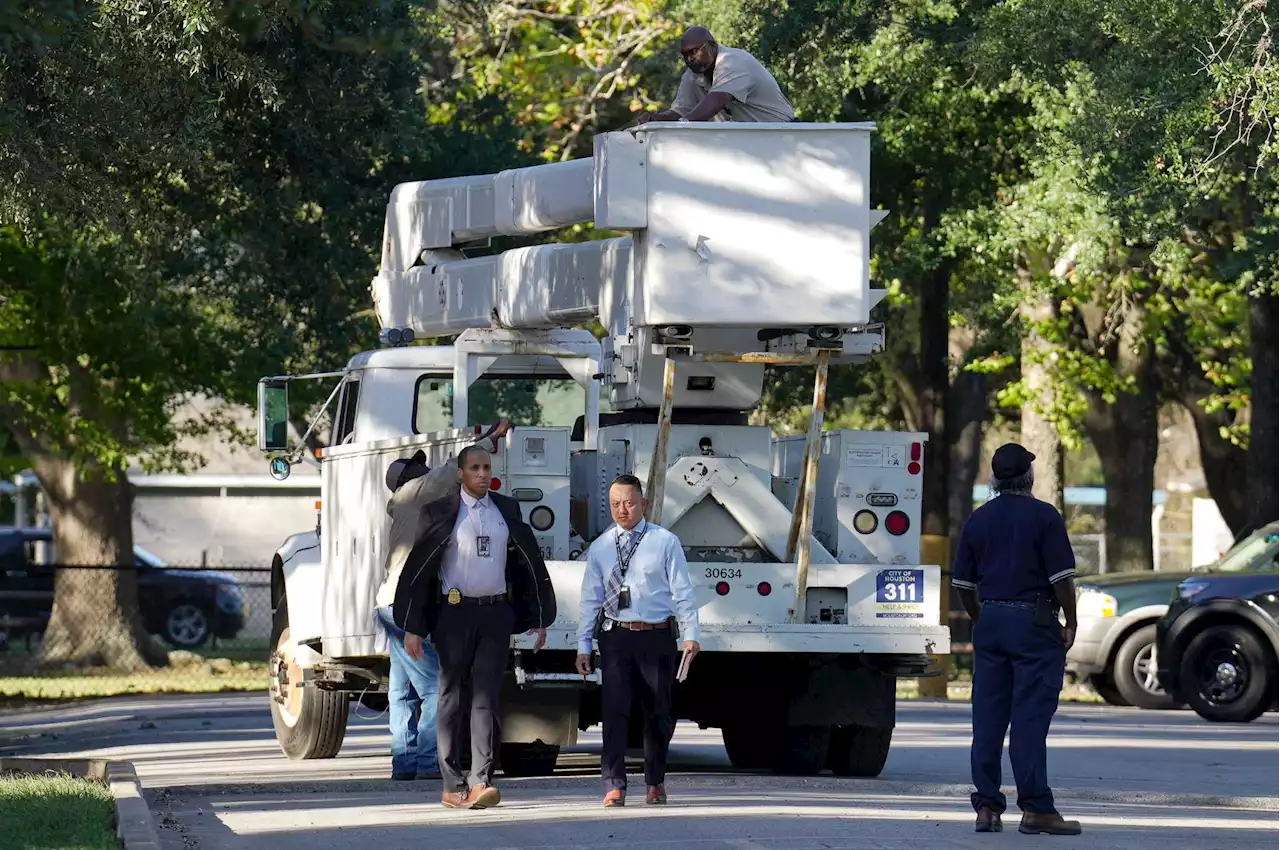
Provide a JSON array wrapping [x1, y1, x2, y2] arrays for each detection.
[[0, 0, 518, 668]]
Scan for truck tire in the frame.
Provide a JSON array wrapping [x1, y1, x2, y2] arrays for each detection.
[[721, 724, 775, 771], [1179, 623, 1274, 723], [828, 724, 892, 777], [774, 725, 831, 776], [1112, 624, 1179, 710], [269, 597, 349, 759], [499, 742, 560, 777]]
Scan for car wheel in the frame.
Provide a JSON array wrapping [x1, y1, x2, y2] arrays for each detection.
[[1113, 625, 1181, 710], [1089, 675, 1131, 707], [164, 602, 211, 648], [1179, 623, 1274, 723]]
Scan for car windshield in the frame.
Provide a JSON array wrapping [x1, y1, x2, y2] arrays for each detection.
[[415, 375, 605, 433], [1208, 526, 1279, 573]]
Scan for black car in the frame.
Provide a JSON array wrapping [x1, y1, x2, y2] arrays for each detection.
[[0, 526, 247, 649], [1156, 547, 1279, 723]]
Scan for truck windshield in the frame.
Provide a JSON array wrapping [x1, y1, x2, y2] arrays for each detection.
[[413, 376, 592, 434]]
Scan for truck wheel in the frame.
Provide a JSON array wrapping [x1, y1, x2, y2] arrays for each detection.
[[1089, 676, 1131, 707], [774, 725, 831, 776], [499, 742, 560, 777], [828, 724, 892, 777], [269, 598, 349, 759], [721, 724, 775, 770], [1179, 623, 1274, 723], [1113, 624, 1179, 710]]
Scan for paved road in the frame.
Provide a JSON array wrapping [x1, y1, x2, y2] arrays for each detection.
[[2, 694, 1276, 849]]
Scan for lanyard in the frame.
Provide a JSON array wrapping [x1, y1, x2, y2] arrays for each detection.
[[613, 520, 648, 579], [466, 498, 488, 538]]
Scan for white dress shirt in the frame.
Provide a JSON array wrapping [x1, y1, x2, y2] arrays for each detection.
[[577, 521, 701, 655], [439, 490, 509, 597]]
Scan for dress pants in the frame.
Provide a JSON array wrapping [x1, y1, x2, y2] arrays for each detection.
[[970, 600, 1066, 815], [432, 600, 515, 792], [599, 624, 679, 792]]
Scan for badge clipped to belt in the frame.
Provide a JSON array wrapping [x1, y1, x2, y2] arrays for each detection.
[[447, 587, 462, 606]]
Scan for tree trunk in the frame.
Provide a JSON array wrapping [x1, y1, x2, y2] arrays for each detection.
[[1084, 352, 1160, 574], [7, 436, 167, 670], [947, 369, 988, 542], [1179, 394, 1251, 536], [1247, 288, 1278, 532], [1019, 288, 1065, 513], [918, 262, 952, 538]]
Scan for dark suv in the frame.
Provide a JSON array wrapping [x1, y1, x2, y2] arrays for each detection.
[[1156, 540, 1279, 723], [0, 527, 248, 649]]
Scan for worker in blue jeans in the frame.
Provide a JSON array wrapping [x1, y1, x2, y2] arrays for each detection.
[[376, 605, 440, 779], [952, 443, 1083, 836]]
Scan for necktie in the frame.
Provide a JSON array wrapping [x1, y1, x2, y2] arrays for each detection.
[[603, 530, 637, 618]]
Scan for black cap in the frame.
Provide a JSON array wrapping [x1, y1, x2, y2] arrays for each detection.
[[991, 443, 1036, 479], [385, 449, 428, 492]]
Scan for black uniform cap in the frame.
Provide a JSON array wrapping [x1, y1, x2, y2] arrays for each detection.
[[991, 443, 1036, 479]]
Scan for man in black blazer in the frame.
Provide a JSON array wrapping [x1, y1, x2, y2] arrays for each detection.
[[393, 444, 556, 809]]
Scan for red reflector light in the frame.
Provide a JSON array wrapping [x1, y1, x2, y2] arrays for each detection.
[[886, 510, 910, 536], [908, 461, 921, 475], [910, 442, 922, 461], [757, 581, 772, 596], [490, 477, 502, 491], [715, 581, 730, 596]]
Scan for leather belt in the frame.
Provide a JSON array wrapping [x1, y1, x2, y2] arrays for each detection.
[[446, 591, 507, 607], [607, 617, 673, 632]]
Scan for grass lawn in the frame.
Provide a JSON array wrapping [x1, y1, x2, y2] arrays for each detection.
[[0, 657, 269, 701], [0, 772, 118, 850]]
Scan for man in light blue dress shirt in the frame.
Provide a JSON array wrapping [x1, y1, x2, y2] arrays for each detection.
[[576, 474, 701, 807]]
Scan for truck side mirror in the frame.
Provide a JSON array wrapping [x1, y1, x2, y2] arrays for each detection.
[[257, 379, 290, 453]]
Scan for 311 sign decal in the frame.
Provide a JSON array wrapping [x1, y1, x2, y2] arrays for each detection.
[[875, 569, 925, 619]]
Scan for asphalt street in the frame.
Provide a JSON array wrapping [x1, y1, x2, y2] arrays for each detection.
[[1, 694, 1276, 849]]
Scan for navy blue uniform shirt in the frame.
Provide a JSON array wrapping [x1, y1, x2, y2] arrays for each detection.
[[951, 493, 1076, 601]]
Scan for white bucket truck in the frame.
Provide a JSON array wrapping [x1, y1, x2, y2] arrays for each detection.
[[257, 122, 950, 778]]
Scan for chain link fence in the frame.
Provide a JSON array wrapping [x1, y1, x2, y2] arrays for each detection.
[[0, 564, 272, 701]]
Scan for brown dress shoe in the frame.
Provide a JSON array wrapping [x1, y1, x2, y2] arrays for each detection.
[[441, 790, 471, 809], [1019, 811, 1082, 835], [974, 806, 1003, 832], [645, 785, 667, 805], [602, 789, 625, 807], [466, 783, 502, 809]]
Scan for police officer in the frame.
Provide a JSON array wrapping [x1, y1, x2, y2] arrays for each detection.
[[575, 474, 701, 807], [951, 443, 1082, 836]]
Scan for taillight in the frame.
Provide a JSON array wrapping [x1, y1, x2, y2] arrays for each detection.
[[757, 581, 772, 596], [490, 477, 502, 491], [908, 461, 921, 475], [910, 442, 922, 461], [715, 581, 730, 596], [885, 510, 910, 536]]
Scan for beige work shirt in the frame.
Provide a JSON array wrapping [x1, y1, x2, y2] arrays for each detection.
[[670, 45, 795, 123]]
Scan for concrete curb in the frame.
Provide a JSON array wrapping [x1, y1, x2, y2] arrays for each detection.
[[0, 756, 162, 850], [156, 772, 1280, 812]]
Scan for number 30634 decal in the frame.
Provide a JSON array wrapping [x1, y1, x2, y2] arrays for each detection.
[[875, 569, 926, 619]]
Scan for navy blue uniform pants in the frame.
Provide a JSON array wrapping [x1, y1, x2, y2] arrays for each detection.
[[970, 601, 1065, 815]]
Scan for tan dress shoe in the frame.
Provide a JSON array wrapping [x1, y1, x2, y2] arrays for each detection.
[[441, 790, 470, 809], [645, 785, 667, 805], [1020, 811, 1082, 835], [466, 783, 502, 809], [602, 789, 625, 807]]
